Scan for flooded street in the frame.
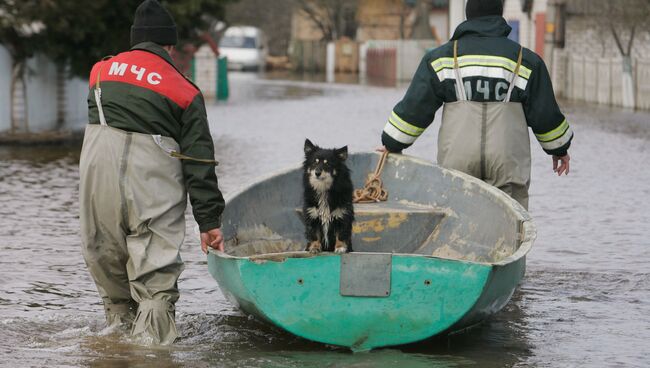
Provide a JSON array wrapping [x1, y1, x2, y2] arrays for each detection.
[[1, 72, 649, 367]]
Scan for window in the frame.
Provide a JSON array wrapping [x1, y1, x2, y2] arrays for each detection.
[[220, 36, 257, 49]]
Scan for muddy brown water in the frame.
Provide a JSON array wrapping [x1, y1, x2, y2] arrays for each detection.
[[1, 73, 649, 367]]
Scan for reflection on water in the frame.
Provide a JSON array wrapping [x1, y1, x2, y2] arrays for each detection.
[[1, 76, 649, 367]]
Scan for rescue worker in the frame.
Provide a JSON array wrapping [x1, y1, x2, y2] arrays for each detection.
[[380, 0, 573, 209], [79, 0, 225, 344]]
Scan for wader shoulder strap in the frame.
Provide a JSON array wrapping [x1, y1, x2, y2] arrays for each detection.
[[94, 67, 108, 126], [505, 46, 524, 103], [453, 40, 467, 101]]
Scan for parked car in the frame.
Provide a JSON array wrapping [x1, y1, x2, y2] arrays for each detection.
[[219, 26, 268, 71]]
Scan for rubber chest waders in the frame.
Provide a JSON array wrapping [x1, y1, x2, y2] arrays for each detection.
[[438, 41, 531, 209], [80, 68, 212, 345]]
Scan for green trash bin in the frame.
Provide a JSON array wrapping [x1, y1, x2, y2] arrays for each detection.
[[217, 56, 229, 101]]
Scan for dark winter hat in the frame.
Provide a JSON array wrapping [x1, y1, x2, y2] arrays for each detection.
[[130, 0, 178, 47], [465, 0, 504, 19]]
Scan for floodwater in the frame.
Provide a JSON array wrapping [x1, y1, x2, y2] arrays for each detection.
[[1, 72, 649, 367]]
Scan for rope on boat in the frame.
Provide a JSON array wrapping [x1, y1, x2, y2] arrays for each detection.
[[353, 151, 389, 203]]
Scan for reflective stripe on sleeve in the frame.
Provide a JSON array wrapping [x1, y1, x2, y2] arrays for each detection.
[[535, 119, 569, 142], [388, 111, 424, 137], [537, 122, 574, 151], [383, 122, 417, 145]]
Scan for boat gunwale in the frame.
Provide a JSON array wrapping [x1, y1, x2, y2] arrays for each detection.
[[220, 152, 536, 267], [211, 249, 501, 267]]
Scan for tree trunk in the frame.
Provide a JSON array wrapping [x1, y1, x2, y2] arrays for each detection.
[[410, 0, 432, 39], [56, 64, 66, 128], [610, 24, 636, 109], [398, 3, 408, 39], [621, 56, 635, 109], [10, 61, 28, 134]]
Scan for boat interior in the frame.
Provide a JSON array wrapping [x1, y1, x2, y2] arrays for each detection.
[[222, 154, 531, 264]]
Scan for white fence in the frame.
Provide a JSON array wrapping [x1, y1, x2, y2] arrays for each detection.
[[555, 54, 650, 110], [637, 60, 650, 110], [193, 45, 218, 98], [0, 45, 88, 134]]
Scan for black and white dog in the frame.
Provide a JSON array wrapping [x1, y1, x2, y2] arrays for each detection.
[[302, 139, 354, 254]]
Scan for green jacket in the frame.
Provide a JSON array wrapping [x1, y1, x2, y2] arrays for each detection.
[[382, 16, 574, 157], [87, 42, 224, 232]]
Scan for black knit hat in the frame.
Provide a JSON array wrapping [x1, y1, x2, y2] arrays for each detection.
[[466, 0, 504, 19], [130, 0, 178, 47]]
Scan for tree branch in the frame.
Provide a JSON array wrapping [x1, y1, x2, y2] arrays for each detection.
[[609, 23, 626, 56], [626, 23, 636, 56], [297, 0, 333, 40]]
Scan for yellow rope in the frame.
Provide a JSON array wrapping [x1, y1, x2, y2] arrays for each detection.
[[353, 151, 389, 203], [170, 151, 219, 164]]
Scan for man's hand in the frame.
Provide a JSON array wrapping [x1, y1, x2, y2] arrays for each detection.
[[552, 154, 570, 176], [200, 228, 224, 254], [376, 146, 402, 154]]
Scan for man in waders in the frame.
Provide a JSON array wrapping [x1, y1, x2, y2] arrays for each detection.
[[380, 0, 573, 209], [79, 0, 225, 344]]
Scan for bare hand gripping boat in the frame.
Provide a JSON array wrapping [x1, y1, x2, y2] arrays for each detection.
[[207, 153, 536, 351]]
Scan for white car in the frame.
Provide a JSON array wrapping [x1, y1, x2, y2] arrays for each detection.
[[219, 26, 268, 71]]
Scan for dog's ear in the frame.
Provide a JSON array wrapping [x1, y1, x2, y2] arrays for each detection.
[[336, 146, 348, 161], [304, 139, 315, 155]]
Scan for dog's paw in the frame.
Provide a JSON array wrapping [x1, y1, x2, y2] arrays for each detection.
[[334, 239, 348, 254], [308, 241, 322, 254]]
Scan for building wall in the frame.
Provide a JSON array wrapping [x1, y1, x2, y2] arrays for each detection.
[[502, 0, 548, 54], [558, 17, 650, 59], [294, 0, 448, 43], [447, 0, 549, 57], [356, 0, 404, 41], [356, 0, 449, 42]]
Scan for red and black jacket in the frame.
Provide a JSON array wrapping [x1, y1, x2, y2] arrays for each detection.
[[88, 42, 224, 232]]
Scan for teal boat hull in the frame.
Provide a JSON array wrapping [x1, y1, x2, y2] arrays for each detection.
[[208, 153, 535, 351]]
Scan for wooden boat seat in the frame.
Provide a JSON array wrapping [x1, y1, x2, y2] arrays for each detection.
[[295, 201, 449, 254]]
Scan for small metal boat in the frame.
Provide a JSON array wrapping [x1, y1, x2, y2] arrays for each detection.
[[207, 153, 535, 351]]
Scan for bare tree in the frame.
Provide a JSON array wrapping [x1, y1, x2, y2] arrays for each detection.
[[398, 1, 412, 39], [568, 0, 650, 107], [295, 0, 358, 41], [226, 0, 295, 56]]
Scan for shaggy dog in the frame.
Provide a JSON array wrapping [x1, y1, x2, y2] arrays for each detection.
[[302, 139, 354, 254]]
